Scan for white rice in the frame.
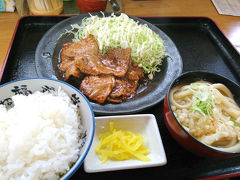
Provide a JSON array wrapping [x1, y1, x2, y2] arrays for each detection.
[[0, 88, 82, 180]]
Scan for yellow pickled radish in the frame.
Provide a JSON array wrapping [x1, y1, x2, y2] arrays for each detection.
[[95, 121, 151, 163]]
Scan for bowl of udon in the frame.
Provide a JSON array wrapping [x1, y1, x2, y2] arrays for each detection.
[[163, 71, 240, 158]]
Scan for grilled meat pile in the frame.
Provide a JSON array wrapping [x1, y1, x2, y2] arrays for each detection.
[[59, 35, 144, 103]]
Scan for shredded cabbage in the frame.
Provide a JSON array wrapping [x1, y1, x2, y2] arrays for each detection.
[[66, 13, 166, 79]]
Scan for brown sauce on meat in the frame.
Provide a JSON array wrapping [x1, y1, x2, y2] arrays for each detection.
[[58, 35, 148, 104]]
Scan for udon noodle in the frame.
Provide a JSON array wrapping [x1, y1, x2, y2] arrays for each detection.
[[170, 81, 240, 152]]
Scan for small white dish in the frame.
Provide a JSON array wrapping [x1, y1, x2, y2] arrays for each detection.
[[84, 114, 167, 173]]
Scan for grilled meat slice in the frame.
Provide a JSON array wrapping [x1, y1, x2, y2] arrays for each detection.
[[75, 47, 131, 77], [107, 79, 126, 103], [59, 43, 81, 80], [75, 55, 102, 75], [80, 75, 115, 104], [124, 79, 139, 98], [109, 79, 126, 98], [127, 62, 144, 81], [101, 47, 131, 77], [64, 64, 81, 80], [60, 35, 99, 80], [108, 62, 144, 103], [62, 35, 99, 57]]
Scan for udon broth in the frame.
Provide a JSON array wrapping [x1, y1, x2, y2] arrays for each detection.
[[170, 81, 240, 152]]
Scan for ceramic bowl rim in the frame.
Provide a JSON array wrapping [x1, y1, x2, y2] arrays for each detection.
[[166, 70, 240, 156]]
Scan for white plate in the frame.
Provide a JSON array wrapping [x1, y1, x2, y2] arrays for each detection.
[[84, 114, 167, 173]]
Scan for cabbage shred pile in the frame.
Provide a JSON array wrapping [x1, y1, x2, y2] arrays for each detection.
[[67, 13, 166, 79]]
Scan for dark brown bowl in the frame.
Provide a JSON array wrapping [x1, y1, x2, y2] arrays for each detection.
[[163, 71, 240, 158]]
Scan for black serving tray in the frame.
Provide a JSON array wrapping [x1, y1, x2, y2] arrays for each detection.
[[1, 15, 240, 180]]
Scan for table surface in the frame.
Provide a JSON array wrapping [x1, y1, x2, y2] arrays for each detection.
[[0, 0, 240, 73]]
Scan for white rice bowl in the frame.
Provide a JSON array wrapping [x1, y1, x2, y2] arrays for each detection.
[[0, 78, 95, 180]]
